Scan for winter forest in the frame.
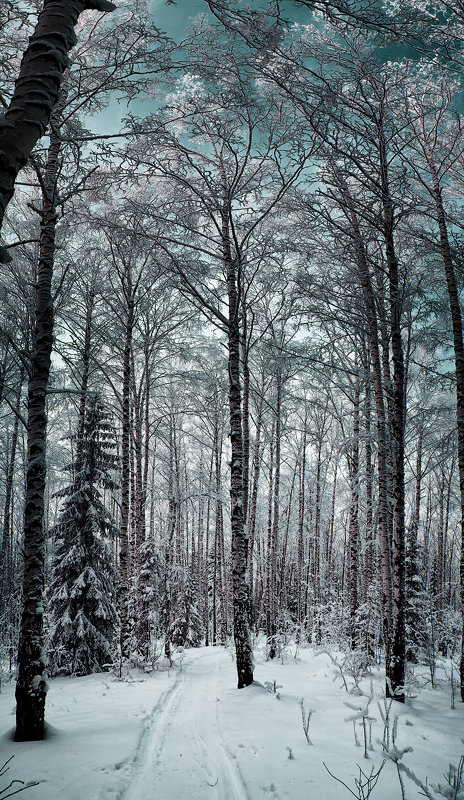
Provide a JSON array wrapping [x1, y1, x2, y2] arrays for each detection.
[[1, 0, 464, 798]]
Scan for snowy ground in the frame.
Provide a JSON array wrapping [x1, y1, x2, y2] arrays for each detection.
[[1, 644, 463, 800]]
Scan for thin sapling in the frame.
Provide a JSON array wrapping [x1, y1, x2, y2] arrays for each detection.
[[299, 698, 315, 745]]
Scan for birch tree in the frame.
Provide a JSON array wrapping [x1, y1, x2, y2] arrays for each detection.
[[397, 68, 464, 700]]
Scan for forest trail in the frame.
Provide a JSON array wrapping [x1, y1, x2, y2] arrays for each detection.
[[121, 648, 250, 800], [1, 646, 461, 800]]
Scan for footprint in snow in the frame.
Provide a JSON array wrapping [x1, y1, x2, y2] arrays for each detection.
[[263, 782, 280, 799]]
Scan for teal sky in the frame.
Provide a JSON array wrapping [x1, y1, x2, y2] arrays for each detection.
[[149, 0, 210, 39], [148, 0, 313, 40]]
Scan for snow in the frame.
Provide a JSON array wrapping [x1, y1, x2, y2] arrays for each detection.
[[1, 645, 463, 800]]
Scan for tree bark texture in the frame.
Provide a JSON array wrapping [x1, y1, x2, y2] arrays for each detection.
[[348, 386, 360, 650], [296, 419, 307, 640], [118, 265, 133, 662], [241, 302, 250, 524], [312, 438, 323, 644], [135, 355, 150, 658], [15, 96, 63, 741], [363, 374, 374, 602], [222, 205, 253, 688], [378, 114, 406, 701], [247, 393, 263, 627], [267, 375, 282, 659]]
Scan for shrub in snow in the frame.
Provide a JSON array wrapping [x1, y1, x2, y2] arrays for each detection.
[[322, 649, 373, 695], [47, 395, 119, 676], [344, 697, 376, 759], [323, 759, 385, 799], [299, 698, 315, 745], [264, 679, 282, 698], [0, 756, 39, 798], [444, 658, 460, 710], [431, 756, 464, 800], [268, 611, 297, 663], [408, 594, 460, 688], [380, 720, 464, 800]]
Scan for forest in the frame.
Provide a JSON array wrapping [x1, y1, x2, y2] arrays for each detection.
[[0, 0, 463, 784]]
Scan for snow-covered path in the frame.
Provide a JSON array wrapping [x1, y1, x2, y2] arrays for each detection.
[[1, 645, 463, 800], [122, 649, 249, 800]]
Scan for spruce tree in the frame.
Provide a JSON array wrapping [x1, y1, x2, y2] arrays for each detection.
[[169, 573, 203, 649], [47, 395, 119, 676]]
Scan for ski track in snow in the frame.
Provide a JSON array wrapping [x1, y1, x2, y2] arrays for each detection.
[[118, 650, 249, 800]]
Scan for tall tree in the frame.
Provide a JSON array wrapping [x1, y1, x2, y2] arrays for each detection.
[[117, 21, 308, 684], [47, 395, 119, 676], [398, 70, 464, 699]]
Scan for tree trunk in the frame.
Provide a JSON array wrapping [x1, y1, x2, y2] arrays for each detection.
[[241, 300, 250, 524], [326, 462, 337, 607], [135, 353, 151, 659], [381, 172, 406, 701], [222, 204, 253, 688], [268, 374, 282, 659], [363, 373, 374, 603], [406, 417, 423, 662], [312, 438, 323, 645], [265, 434, 275, 652], [214, 421, 226, 643], [424, 153, 464, 700], [119, 269, 133, 663], [0, 369, 24, 616], [296, 417, 307, 641], [15, 94, 63, 741], [348, 386, 360, 650], [247, 391, 263, 627]]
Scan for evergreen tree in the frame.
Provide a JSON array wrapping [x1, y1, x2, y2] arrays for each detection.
[[135, 534, 161, 665], [169, 573, 203, 649], [47, 395, 119, 676]]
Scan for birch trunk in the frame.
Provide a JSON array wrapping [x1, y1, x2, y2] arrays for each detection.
[[363, 378, 374, 602], [348, 387, 360, 650], [312, 440, 322, 645], [15, 93, 64, 741], [296, 419, 307, 641], [222, 205, 253, 688], [268, 375, 282, 659], [382, 182, 406, 701], [119, 268, 133, 663], [247, 393, 263, 628]]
